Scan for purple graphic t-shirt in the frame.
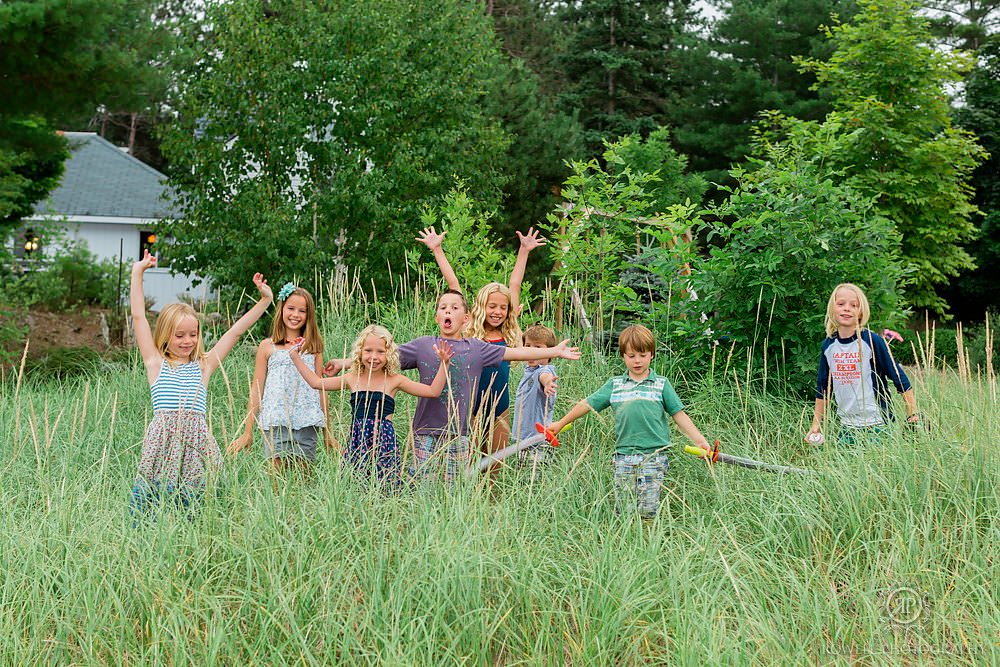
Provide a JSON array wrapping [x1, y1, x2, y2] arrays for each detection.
[[399, 336, 506, 438]]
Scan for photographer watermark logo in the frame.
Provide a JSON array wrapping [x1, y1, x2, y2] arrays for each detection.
[[880, 586, 929, 627]]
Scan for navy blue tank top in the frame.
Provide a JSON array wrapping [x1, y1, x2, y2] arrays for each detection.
[[351, 391, 395, 421]]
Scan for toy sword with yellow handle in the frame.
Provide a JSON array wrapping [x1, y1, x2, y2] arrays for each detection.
[[684, 440, 812, 475]]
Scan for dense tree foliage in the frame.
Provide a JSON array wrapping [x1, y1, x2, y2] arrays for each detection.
[[0, 0, 158, 231], [948, 36, 1000, 319], [797, 0, 986, 314], [669, 0, 857, 191], [158, 0, 511, 294]]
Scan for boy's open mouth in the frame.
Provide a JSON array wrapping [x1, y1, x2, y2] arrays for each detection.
[[444, 317, 453, 328]]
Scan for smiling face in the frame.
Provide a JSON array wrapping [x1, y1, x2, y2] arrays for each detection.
[[435, 292, 469, 339], [484, 291, 510, 333], [833, 288, 861, 333], [361, 334, 388, 374], [621, 345, 653, 380], [168, 315, 201, 362], [281, 294, 308, 335]]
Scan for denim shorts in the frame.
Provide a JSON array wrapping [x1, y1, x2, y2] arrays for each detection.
[[612, 451, 669, 519]]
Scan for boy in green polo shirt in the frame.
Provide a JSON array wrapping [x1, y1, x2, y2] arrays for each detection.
[[547, 325, 710, 518]]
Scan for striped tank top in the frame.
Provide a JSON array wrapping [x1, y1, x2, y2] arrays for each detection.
[[150, 359, 208, 413]]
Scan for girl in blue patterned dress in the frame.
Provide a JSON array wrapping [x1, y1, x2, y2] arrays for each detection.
[[129, 250, 273, 514], [289, 325, 453, 485], [228, 283, 335, 468]]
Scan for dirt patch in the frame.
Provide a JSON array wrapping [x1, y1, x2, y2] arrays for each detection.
[[2, 307, 118, 361]]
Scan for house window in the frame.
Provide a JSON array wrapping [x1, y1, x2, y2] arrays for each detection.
[[139, 230, 157, 260]]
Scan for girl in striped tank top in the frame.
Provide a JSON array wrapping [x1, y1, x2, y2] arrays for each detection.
[[130, 250, 273, 515]]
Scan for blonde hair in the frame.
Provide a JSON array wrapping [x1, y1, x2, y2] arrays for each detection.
[[467, 282, 521, 346], [618, 325, 656, 356], [349, 325, 400, 376], [271, 286, 323, 354], [825, 283, 871, 336], [153, 303, 205, 362]]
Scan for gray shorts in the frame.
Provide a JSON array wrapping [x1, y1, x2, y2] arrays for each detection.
[[262, 425, 320, 461]]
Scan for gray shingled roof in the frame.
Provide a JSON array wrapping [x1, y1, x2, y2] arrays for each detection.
[[32, 132, 176, 219]]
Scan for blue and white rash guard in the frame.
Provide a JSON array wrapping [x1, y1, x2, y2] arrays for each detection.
[[815, 329, 911, 428]]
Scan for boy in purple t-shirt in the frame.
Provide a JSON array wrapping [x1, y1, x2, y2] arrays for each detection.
[[400, 290, 580, 482]]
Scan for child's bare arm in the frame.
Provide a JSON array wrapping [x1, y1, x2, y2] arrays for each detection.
[[509, 227, 546, 316], [129, 250, 160, 375], [538, 370, 558, 398], [671, 410, 710, 450], [205, 274, 273, 375], [227, 341, 270, 453], [549, 399, 592, 434], [807, 398, 827, 438], [505, 339, 580, 362], [396, 340, 454, 398], [416, 226, 461, 292], [290, 344, 349, 391]]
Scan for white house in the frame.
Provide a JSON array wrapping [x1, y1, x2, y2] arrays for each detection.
[[20, 131, 211, 308]]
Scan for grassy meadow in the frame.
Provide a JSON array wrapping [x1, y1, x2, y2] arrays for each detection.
[[1, 282, 997, 665]]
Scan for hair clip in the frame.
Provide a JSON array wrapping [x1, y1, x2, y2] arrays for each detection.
[[277, 282, 296, 301]]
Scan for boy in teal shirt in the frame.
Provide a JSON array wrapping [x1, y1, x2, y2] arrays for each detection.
[[547, 325, 710, 518]]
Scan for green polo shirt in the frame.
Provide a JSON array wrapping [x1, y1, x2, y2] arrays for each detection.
[[585, 370, 685, 455]]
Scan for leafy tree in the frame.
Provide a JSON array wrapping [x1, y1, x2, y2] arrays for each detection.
[[556, 0, 700, 153], [947, 37, 1000, 319], [0, 0, 158, 233], [616, 127, 707, 213], [922, 0, 1000, 50], [797, 0, 987, 314], [641, 134, 908, 392], [669, 0, 857, 191], [158, 0, 510, 295]]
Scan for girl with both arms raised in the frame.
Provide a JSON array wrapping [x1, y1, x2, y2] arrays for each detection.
[[228, 282, 334, 468], [290, 325, 454, 486], [130, 250, 273, 513], [416, 225, 546, 470]]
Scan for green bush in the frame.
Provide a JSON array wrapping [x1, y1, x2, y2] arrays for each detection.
[[23, 345, 103, 379], [640, 140, 909, 395], [2, 240, 119, 311]]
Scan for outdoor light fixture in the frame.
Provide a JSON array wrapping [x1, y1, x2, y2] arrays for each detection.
[[23, 229, 39, 255]]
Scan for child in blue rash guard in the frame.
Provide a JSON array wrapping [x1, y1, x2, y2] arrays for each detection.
[[807, 283, 919, 445]]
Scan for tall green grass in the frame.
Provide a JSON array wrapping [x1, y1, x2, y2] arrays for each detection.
[[1, 281, 997, 665]]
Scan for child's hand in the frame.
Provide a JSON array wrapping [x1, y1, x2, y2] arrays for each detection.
[[288, 336, 305, 354], [543, 375, 558, 398], [323, 359, 345, 377], [433, 339, 455, 364], [227, 432, 253, 454], [132, 249, 157, 273], [253, 273, 273, 301], [805, 428, 824, 445], [516, 227, 547, 252], [416, 226, 446, 251], [554, 339, 581, 360]]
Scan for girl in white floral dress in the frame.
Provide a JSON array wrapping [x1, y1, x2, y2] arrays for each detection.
[[228, 283, 335, 468]]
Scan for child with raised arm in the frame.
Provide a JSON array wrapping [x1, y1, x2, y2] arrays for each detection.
[[129, 250, 273, 514], [227, 283, 332, 468], [806, 283, 919, 445], [416, 225, 546, 471], [396, 289, 581, 483], [512, 324, 559, 466], [547, 325, 710, 519], [291, 325, 453, 486]]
